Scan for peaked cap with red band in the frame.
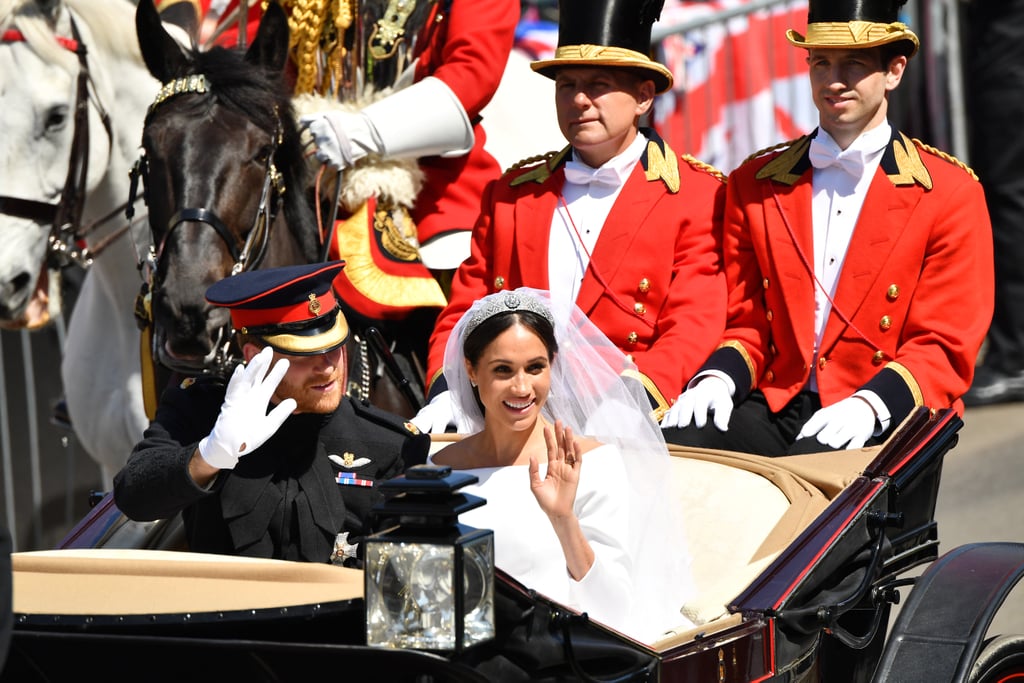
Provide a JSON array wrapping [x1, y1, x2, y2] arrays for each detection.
[[205, 261, 350, 355]]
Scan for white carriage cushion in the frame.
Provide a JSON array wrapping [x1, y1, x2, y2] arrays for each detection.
[[12, 548, 363, 616], [667, 445, 879, 632]]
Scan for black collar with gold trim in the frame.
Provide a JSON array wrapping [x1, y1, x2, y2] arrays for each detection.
[[753, 128, 933, 190]]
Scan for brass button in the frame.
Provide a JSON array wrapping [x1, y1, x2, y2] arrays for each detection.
[[762, 278, 769, 289], [766, 309, 774, 322], [886, 284, 900, 301], [765, 369, 775, 383], [627, 331, 638, 345], [872, 350, 885, 364], [494, 276, 505, 290], [634, 302, 647, 315], [818, 357, 828, 370], [769, 343, 777, 356], [638, 278, 650, 293], [879, 315, 892, 331]]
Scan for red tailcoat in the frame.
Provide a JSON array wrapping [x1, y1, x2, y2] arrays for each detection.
[[427, 130, 727, 408], [411, 0, 519, 248], [703, 131, 994, 424]]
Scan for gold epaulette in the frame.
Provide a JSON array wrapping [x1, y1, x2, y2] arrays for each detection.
[[911, 138, 979, 181], [505, 148, 570, 187], [681, 154, 726, 183], [742, 138, 802, 167], [753, 136, 812, 185]]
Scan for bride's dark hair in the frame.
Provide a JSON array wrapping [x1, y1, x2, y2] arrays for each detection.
[[463, 310, 559, 366]]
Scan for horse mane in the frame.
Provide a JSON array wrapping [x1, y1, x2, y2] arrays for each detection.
[[2, 0, 138, 71], [156, 45, 321, 263]]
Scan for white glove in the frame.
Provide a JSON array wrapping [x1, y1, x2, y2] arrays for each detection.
[[796, 396, 877, 450], [197, 346, 297, 469], [661, 376, 734, 431], [302, 109, 375, 171], [410, 390, 455, 434], [300, 76, 473, 171]]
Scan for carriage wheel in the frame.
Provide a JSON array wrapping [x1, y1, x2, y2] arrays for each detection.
[[969, 635, 1024, 683]]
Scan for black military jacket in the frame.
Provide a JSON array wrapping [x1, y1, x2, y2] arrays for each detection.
[[113, 377, 428, 562]]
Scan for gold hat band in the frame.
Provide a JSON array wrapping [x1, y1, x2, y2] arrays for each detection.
[[531, 44, 674, 93], [787, 21, 919, 57]]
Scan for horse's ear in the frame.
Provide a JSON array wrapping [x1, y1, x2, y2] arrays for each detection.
[[136, 0, 191, 82], [34, 0, 61, 23], [246, 1, 290, 75]]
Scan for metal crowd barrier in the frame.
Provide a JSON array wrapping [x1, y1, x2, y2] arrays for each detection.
[[0, 320, 102, 553]]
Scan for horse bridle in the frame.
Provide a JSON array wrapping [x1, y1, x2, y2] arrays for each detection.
[[0, 19, 113, 271], [128, 74, 287, 280]]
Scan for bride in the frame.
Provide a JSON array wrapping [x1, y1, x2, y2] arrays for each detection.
[[430, 287, 695, 642]]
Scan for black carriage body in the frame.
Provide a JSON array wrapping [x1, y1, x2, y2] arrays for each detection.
[[5, 408, 1021, 683]]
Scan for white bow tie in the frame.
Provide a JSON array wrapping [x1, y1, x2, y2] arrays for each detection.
[[563, 160, 622, 187], [808, 137, 866, 177]]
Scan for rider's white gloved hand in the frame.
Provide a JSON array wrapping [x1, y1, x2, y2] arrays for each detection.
[[796, 396, 877, 450], [300, 110, 375, 171], [300, 77, 473, 171], [661, 376, 734, 431], [197, 346, 297, 470], [410, 390, 455, 434]]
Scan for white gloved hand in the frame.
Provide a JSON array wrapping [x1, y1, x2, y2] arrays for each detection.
[[796, 396, 877, 450], [300, 76, 473, 171], [410, 390, 456, 434], [197, 346, 297, 469], [661, 376, 734, 431], [301, 110, 374, 171]]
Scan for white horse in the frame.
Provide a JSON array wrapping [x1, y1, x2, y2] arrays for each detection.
[[0, 0, 159, 483]]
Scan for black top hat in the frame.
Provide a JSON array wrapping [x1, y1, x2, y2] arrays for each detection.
[[787, 0, 919, 58], [206, 261, 350, 355], [531, 0, 674, 94]]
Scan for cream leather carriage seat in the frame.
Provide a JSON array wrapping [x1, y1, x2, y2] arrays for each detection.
[[428, 434, 875, 630]]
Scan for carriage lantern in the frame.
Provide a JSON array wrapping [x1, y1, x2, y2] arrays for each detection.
[[364, 465, 495, 652]]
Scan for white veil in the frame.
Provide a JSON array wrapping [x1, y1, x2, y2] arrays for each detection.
[[443, 287, 695, 642]]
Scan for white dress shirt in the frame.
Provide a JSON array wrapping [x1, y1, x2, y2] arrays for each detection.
[[809, 122, 892, 429], [548, 134, 647, 314]]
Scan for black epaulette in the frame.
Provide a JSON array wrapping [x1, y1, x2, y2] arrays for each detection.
[[349, 399, 423, 437]]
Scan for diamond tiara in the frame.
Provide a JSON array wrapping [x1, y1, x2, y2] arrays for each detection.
[[463, 290, 555, 341]]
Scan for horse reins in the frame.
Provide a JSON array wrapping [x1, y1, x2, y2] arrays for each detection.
[[0, 20, 117, 270]]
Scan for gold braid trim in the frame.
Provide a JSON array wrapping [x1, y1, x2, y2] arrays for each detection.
[[621, 369, 670, 423], [911, 138, 979, 182], [681, 154, 726, 183], [885, 361, 924, 408], [754, 136, 812, 185], [718, 340, 757, 391], [280, 0, 347, 96], [504, 149, 561, 175], [507, 148, 571, 186], [742, 138, 800, 167]]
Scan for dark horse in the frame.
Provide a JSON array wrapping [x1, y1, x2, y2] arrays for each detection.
[[133, 0, 428, 417], [134, 0, 318, 370]]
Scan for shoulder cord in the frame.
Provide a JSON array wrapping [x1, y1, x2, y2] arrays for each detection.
[[557, 193, 649, 324], [767, 181, 884, 359]]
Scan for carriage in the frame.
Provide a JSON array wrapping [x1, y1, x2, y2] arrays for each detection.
[[5, 406, 1024, 682]]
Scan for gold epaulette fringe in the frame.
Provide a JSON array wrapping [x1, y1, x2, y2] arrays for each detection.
[[742, 138, 801, 167], [681, 154, 726, 183], [504, 150, 560, 175], [911, 138, 979, 181]]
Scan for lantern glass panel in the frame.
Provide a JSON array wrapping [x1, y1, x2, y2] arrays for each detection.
[[366, 541, 457, 650]]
